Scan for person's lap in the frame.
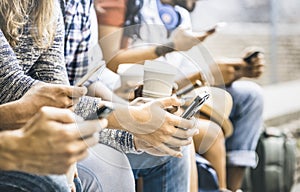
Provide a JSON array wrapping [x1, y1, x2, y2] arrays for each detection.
[[78, 144, 135, 192], [0, 171, 69, 192], [127, 145, 191, 192], [225, 81, 263, 167]]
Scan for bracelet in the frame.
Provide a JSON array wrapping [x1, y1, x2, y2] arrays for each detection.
[[154, 42, 175, 57]]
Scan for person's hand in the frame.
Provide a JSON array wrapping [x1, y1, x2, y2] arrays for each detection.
[[19, 82, 87, 114], [214, 53, 265, 86], [241, 47, 265, 78], [213, 59, 242, 85], [194, 28, 216, 42], [0, 107, 107, 175], [113, 97, 199, 157], [172, 28, 200, 52], [134, 136, 181, 156]]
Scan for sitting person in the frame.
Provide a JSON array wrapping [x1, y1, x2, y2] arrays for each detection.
[[0, 0, 198, 191], [0, 103, 106, 191], [95, 0, 228, 191], [95, 0, 264, 191], [61, 1, 202, 191]]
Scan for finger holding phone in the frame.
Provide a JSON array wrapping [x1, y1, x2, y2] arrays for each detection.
[[241, 47, 265, 78], [132, 93, 209, 157], [193, 22, 227, 42]]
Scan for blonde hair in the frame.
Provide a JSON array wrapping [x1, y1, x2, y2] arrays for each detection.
[[0, 0, 55, 48]]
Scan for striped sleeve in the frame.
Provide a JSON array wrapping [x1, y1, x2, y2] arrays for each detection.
[[28, 8, 69, 85], [0, 30, 37, 104]]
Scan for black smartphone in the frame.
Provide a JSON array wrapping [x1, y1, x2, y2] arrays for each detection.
[[176, 80, 202, 97], [243, 51, 260, 63], [96, 105, 114, 118], [86, 105, 114, 120], [181, 92, 210, 119]]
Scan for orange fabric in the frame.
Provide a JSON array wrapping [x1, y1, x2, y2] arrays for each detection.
[[95, 0, 127, 27]]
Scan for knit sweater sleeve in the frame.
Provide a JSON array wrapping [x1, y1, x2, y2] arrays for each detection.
[[74, 96, 139, 154], [99, 129, 141, 154], [0, 30, 37, 104], [28, 11, 69, 85], [0, 11, 68, 103]]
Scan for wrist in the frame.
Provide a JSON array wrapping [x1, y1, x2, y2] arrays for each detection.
[[15, 99, 35, 121], [133, 137, 144, 153], [0, 130, 23, 171], [0, 100, 31, 130], [154, 42, 174, 57]]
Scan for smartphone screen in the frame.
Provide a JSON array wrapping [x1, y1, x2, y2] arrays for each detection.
[[181, 92, 210, 119], [96, 105, 114, 118], [86, 105, 114, 120]]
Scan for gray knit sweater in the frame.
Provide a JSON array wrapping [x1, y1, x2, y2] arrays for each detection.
[[0, 14, 136, 153]]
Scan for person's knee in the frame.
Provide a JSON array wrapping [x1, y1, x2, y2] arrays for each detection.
[[230, 81, 264, 111], [245, 82, 263, 106], [194, 120, 225, 154]]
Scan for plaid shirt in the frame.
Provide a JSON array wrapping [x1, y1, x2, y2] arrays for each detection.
[[63, 0, 92, 86], [61, 0, 137, 154]]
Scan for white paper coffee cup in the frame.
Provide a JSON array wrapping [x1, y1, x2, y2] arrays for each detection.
[[117, 64, 144, 92], [143, 60, 177, 98]]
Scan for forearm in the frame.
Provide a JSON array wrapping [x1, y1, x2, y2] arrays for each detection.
[[105, 102, 136, 130], [0, 101, 33, 130], [106, 46, 157, 72], [214, 58, 245, 86], [0, 130, 19, 171], [87, 81, 128, 105], [0, 30, 37, 103]]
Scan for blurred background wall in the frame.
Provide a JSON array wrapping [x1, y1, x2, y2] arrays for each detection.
[[191, 0, 300, 85]]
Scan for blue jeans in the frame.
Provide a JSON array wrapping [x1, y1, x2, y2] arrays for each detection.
[[0, 171, 69, 192], [225, 81, 264, 167], [78, 144, 135, 192], [127, 145, 190, 192], [74, 176, 82, 192]]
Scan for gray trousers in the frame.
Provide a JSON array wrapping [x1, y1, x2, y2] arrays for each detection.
[[78, 144, 135, 192]]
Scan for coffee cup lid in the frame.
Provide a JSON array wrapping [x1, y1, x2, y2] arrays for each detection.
[[117, 64, 144, 76], [142, 89, 171, 98]]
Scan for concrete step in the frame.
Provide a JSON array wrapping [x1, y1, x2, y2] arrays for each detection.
[[263, 79, 300, 127]]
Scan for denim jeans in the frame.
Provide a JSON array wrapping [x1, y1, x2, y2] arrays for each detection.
[[225, 81, 264, 167], [74, 176, 82, 192], [127, 145, 191, 192], [77, 144, 135, 192], [0, 171, 69, 192]]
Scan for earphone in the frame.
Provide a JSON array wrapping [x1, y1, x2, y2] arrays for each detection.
[[156, 0, 181, 31]]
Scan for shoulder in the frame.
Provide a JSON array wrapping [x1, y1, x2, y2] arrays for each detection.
[[95, 0, 127, 27]]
